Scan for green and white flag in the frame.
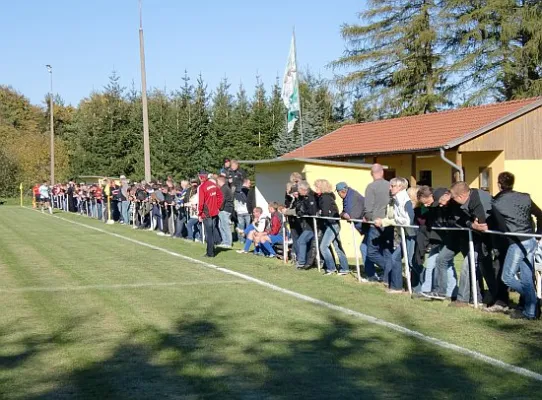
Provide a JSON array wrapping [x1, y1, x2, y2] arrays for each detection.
[[281, 34, 300, 133]]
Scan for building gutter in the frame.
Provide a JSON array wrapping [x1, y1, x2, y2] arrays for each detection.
[[440, 148, 464, 181]]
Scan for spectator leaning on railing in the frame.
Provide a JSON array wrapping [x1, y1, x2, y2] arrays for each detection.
[[294, 181, 318, 270], [487, 172, 542, 320], [314, 179, 350, 276], [374, 177, 414, 293], [336, 182, 376, 280]]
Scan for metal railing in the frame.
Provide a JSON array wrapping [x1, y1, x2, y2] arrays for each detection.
[[291, 214, 542, 308], [49, 195, 542, 307]]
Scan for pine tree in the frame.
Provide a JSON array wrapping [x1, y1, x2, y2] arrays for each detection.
[[332, 0, 447, 117], [269, 77, 286, 156], [210, 77, 234, 167], [249, 77, 271, 159], [230, 84, 252, 160], [444, 0, 542, 102], [190, 75, 214, 174]]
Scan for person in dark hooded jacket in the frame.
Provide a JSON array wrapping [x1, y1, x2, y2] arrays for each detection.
[[315, 179, 350, 275], [294, 181, 318, 269], [414, 187, 458, 298]]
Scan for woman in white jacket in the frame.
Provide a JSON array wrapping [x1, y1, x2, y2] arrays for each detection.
[[375, 177, 415, 293]]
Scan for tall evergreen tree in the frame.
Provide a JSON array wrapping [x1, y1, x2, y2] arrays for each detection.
[[332, 0, 447, 117], [249, 77, 271, 159], [269, 77, 286, 156], [444, 0, 542, 102], [230, 84, 252, 159], [190, 75, 214, 174], [210, 77, 235, 166]]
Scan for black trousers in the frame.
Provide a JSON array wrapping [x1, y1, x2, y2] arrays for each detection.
[[203, 216, 218, 257]]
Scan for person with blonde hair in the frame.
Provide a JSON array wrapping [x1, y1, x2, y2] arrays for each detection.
[[314, 179, 350, 275], [290, 172, 303, 184]]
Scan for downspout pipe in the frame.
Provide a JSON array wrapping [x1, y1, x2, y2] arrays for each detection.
[[440, 148, 464, 181]]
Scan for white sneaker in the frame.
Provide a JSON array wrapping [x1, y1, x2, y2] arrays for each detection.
[[156, 232, 166, 236], [236, 250, 248, 254]]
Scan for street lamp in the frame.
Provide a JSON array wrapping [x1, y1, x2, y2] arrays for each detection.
[[45, 64, 55, 185]]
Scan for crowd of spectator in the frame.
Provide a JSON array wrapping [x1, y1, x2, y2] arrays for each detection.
[[34, 160, 542, 321]]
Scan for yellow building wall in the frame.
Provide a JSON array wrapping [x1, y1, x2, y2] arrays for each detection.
[[504, 160, 542, 206], [376, 154, 411, 179], [461, 151, 504, 196]]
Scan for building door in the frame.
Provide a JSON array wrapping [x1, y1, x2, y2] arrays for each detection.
[[479, 167, 492, 193], [418, 170, 433, 187]]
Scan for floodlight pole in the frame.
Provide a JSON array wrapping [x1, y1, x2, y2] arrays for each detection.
[[46, 65, 55, 185], [139, 0, 151, 182]]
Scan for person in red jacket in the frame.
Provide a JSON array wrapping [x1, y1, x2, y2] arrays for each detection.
[[198, 171, 223, 257]]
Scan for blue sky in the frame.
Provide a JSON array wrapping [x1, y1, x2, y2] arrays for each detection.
[[1, 0, 363, 106]]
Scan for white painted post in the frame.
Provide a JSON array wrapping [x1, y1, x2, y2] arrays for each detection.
[[468, 229, 478, 308], [313, 217, 321, 272], [400, 227, 412, 294], [282, 223, 288, 264], [350, 223, 362, 283], [169, 205, 175, 236]]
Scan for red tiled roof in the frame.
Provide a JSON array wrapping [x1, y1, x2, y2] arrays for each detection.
[[283, 98, 542, 159]]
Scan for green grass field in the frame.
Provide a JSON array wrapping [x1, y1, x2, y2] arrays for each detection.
[[1, 206, 542, 399]]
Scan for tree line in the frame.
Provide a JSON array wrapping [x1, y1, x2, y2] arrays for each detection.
[[1, 0, 541, 196], [0, 71, 346, 196]]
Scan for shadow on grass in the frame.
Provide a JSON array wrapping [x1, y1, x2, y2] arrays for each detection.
[[0, 307, 533, 400]]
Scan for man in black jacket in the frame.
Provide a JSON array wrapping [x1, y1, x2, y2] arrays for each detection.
[[416, 187, 458, 298], [435, 182, 492, 306], [490, 172, 542, 320], [295, 181, 318, 269]]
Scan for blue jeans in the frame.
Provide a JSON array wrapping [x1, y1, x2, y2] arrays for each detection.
[[237, 214, 251, 244], [502, 239, 537, 318], [187, 218, 201, 241], [118, 200, 130, 224], [385, 246, 405, 290], [422, 245, 458, 297], [174, 212, 187, 238], [218, 211, 232, 246], [366, 226, 392, 273], [296, 230, 314, 265], [321, 223, 349, 273], [360, 234, 376, 278]]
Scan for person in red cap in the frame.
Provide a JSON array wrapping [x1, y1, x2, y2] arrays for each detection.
[[198, 171, 223, 257]]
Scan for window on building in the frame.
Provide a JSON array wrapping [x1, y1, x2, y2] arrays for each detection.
[[384, 169, 396, 181], [479, 167, 492, 192], [418, 170, 433, 187]]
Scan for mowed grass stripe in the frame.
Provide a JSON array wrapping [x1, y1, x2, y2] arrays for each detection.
[[0, 207, 538, 399], [0, 208, 231, 286], [0, 208, 243, 335]]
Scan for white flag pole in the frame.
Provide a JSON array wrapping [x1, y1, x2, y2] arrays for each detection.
[[292, 28, 304, 156]]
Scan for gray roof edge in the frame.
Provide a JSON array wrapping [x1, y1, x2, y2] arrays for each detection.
[[238, 157, 373, 169], [443, 98, 542, 149]]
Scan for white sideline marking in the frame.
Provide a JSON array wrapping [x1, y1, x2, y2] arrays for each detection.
[[0, 280, 247, 293], [25, 208, 542, 382]]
